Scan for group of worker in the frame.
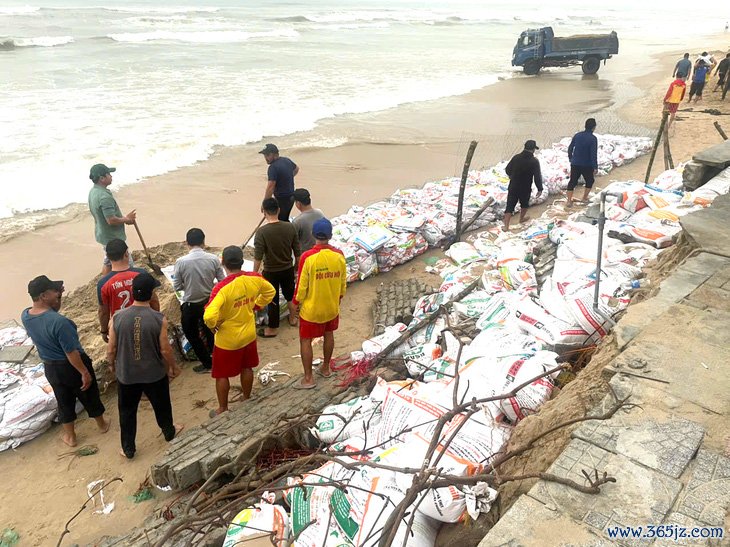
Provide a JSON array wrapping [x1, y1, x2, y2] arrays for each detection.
[[21, 144, 346, 457], [664, 51, 730, 125], [502, 117, 599, 230]]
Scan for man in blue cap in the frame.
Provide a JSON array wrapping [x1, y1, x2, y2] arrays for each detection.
[[292, 218, 347, 389]]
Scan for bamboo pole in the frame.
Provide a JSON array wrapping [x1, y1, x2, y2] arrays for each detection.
[[452, 141, 479, 246], [644, 111, 669, 184], [714, 121, 728, 141]]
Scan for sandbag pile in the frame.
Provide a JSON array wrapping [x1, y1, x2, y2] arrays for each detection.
[[328, 134, 653, 281]]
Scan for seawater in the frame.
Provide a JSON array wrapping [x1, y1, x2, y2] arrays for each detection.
[[0, 0, 716, 222]]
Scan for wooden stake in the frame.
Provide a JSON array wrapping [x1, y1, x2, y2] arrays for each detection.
[[644, 111, 669, 184], [453, 141, 479, 246], [714, 121, 728, 141], [663, 125, 674, 170]]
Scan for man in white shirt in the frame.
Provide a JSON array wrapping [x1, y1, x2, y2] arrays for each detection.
[[173, 228, 226, 373]]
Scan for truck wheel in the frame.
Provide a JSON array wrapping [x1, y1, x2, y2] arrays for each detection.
[[523, 60, 541, 76], [582, 57, 600, 75]]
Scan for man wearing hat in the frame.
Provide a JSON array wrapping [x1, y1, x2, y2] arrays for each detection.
[[503, 140, 544, 231], [204, 246, 275, 415], [259, 143, 299, 221], [21, 276, 109, 447], [566, 118, 599, 206], [88, 163, 137, 274], [293, 218, 347, 389], [292, 188, 325, 252], [107, 272, 182, 459]]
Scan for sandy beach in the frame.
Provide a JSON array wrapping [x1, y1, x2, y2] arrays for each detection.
[[5, 35, 729, 319], [1, 30, 730, 545]]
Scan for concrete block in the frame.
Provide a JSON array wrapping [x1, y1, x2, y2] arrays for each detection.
[[674, 449, 730, 527], [682, 161, 706, 191], [657, 270, 711, 303], [478, 495, 610, 547], [653, 512, 719, 546], [529, 439, 682, 543], [199, 442, 235, 477], [573, 395, 705, 478], [686, 284, 730, 312]]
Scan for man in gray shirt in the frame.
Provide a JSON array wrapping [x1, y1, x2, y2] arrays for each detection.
[[292, 188, 325, 252], [173, 228, 226, 374], [107, 273, 182, 459]]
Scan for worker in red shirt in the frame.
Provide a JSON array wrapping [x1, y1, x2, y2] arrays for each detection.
[[663, 77, 687, 127], [293, 218, 347, 389]]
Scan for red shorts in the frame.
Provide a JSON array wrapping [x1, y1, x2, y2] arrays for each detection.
[[299, 315, 339, 339], [211, 341, 259, 378], [666, 102, 679, 114]]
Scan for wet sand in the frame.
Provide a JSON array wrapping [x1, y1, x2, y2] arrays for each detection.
[[1, 34, 728, 319]]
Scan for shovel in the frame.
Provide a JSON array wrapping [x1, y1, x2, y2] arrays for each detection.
[[240, 216, 265, 249], [132, 221, 164, 276]]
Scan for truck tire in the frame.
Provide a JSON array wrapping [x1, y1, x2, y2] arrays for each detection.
[[523, 60, 541, 76], [582, 57, 600, 75]]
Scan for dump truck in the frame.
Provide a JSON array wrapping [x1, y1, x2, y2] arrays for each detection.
[[512, 27, 619, 75]]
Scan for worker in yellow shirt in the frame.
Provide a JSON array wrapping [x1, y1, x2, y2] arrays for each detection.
[[663, 77, 686, 127], [204, 246, 275, 416], [293, 218, 347, 389]]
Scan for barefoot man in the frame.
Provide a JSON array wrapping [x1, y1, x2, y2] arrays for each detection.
[[107, 273, 182, 459], [503, 140, 543, 231], [293, 218, 347, 389], [204, 246, 275, 416], [566, 118, 598, 207], [21, 275, 110, 447]]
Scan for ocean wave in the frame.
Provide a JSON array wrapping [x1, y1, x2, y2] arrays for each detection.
[[106, 29, 299, 44], [101, 6, 220, 14], [0, 6, 40, 15], [268, 15, 312, 23], [0, 36, 74, 50]]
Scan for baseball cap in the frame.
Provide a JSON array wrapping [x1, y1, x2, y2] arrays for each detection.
[[28, 275, 64, 298], [132, 272, 160, 302], [89, 163, 116, 182], [258, 143, 279, 155], [312, 218, 333, 240], [524, 140, 539, 151], [222, 245, 244, 267], [293, 188, 311, 203]]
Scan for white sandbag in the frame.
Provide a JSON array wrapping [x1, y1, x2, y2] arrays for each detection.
[[369, 377, 424, 404], [313, 396, 382, 444], [421, 358, 457, 383], [355, 250, 378, 281], [223, 504, 289, 547], [452, 290, 497, 318], [445, 242, 483, 266], [392, 510, 439, 547], [474, 292, 514, 330], [514, 294, 592, 348], [412, 293, 448, 321], [409, 316, 447, 346], [362, 323, 409, 356], [374, 388, 449, 448], [352, 225, 395, 252], [403, 344, 443, 378], [465, 325, 541, 362], [497, 259, 537, 292]]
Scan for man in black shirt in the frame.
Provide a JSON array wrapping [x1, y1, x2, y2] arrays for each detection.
[[260, 143, 299, 222], [503, 140, 544, 231]]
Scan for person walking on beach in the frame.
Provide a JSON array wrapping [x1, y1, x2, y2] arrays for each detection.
[[107, 273, 182, 459], [292, 188, 325, 252], [204, 246, 275, 416], [502, 140, 543, 231], [254, 198, 301, 337], [688, 60, 710, 103], [173, 228, 226, 374], [566, 118, 598, 207], [663, 77, 687, 127], [293, 218, 346, 389], [21, 276, 110, 447], [88, 164, 136, 275], [673, 53, 692, 81], [97, 239, 160, 343], [713, 53, 729, 92], [260, 143, 299, 221]]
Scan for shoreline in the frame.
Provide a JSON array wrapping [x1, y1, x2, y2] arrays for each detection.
[[0, 33, 728, 319]]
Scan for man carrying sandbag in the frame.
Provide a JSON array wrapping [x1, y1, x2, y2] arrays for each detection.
[[22, 275, 110, 447], [293, 218, 347, 389], [502, 140, 543, 231]]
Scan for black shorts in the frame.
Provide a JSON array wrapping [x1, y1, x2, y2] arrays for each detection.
[[689, 81, 705, 97], [44, 353, 105, 424], [567, 165, 596, 191], [505, 184, 531, 214]]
